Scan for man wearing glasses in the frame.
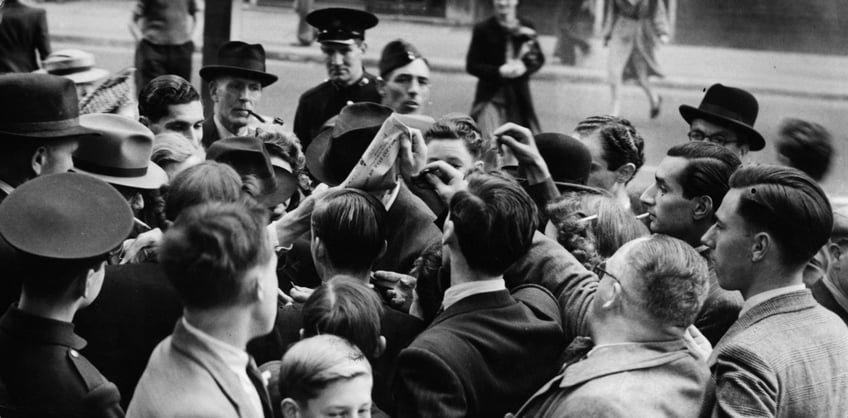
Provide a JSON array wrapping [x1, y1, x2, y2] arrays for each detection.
[[679, 83, 765, 160], [512, 235, 711, 417]]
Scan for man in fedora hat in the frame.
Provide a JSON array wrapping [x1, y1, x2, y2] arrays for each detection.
[[200, 41, 278, 149], [0, 172, 134, 416], [281, 102, 441, 288], [73, 113, 169, 237], [0, 0, 51, 73], [293, 8, 381, 151], [680, 83, 766, 159]]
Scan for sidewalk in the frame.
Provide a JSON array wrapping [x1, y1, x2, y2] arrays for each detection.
[[45, 0, 848, 100]]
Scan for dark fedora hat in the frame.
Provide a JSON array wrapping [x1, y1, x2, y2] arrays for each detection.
[[0, 73, 99, 139], [679, 83, 765, 151], [207, 136, 290, 207], [0, 172, 133, 259], [535, 132, 600, 194], [73, 114, 168, 190], [305, 102, 394, 186], [199, 41, 278, 87]]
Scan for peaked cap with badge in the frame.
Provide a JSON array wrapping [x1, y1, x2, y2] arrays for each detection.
[[199, 41, 278, 87], [307, 8, 378, 44]]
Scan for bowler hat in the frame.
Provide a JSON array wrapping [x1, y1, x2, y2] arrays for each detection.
[[679, 84, 765, 151], [73, 114, 168, 190], [535, 133, 599, 194], [306, 103, 394, 186], [199, 41, 278, 87], [379, 39, 427, 78], [307, 8, 378, 44], [207, 136, 291, 207], [0, 173, 133, 260], [0, 73, 99, 139]]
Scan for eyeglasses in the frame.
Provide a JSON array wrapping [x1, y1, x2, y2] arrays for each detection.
[[592, 262, 621, 286], [687, 130, 737, 147]]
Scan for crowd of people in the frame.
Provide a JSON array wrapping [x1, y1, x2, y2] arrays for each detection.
[[1, 1, 847, 417]]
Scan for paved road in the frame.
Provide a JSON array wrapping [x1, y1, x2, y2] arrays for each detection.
[[64, 42, 848, 196]]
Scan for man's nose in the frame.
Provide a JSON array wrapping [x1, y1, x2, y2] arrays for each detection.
[[640, 183, 656, 205]]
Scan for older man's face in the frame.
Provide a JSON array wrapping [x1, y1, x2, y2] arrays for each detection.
[[211, 76, 262, 132]]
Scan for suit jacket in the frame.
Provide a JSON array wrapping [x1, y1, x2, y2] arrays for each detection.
[[74, 264, 183, 409], [0, 0, 50, 73], [701, 289, 848, 417], [512, 339, 710, 417], [809, 277, 848, 325], [394, 285, 565, 418], [466, 16, 543, 130], [127, 320, 271, 418], [0, 307, 123, 417], [695, 269, 743, 346], [280, 182, 441, 288]]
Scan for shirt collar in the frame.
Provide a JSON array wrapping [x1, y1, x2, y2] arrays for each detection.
[[0, 306, 86, 349], [214, 114, 246, 139], [441, 278, 506, 311], [822, 275, 848, 313], [740, 284, 807, 317]]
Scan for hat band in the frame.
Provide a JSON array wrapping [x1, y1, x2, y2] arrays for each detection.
[[49, 65, 94, 76], [2, 117, 81, 134], [73, 158, 148, 178], [698, 103, 746, 124]]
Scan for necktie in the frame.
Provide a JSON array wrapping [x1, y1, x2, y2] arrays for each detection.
[[246, 358, 274, 418]]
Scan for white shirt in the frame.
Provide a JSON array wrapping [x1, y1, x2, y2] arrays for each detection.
[[739, 284, 807, 317], [441, 278, 506, 311], [181, 318, 264, 417]]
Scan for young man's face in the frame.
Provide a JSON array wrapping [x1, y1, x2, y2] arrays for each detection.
[[148, 101, 205, 149], [380, 59, 430, 115], [640, 156, 696, 240], [322, 42, 366, 86], [701, 188, 754, 294], [211, 76, 263, 132]]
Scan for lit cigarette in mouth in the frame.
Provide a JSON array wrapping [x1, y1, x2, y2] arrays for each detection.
[[635, 213, 650, 220]]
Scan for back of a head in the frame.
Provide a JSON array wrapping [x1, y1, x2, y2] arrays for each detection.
[[667, 141, 742, 210], [311, 188, 388, 272], [261, 130, 306, 174], [425, 114, 485, 160], [138, 75, 200, 122], [627, 235, 709, 328], [776, 118, 833, 182], [574, 115, 645, 173], [152, 132, 203, 167], [729, 164, 833, 266], [449, 172, 538, 276], [302, 276, 384, 359], [165, 161, 244, 221], [279, 334, 372, 406], [159, 200, 271, 309]]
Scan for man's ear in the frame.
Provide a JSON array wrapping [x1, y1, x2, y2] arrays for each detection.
[[281, 398, 300, 418], [601, 280, 622, 310], [442, 218, 455, 247], [360, 41, 368, 53], [828, 242, 843, 267], [374, 335, 387, 359], [376, 77, 386, 97], [692, 195, 714, 221], [208, 81, 219, 102], [82, 261, 106, 300], [138, 115, 151, 128], [30, 146, 49, 177], [751, 232, 771, 263], [298, 328, 305, 340], [614, 163, 636, 184]]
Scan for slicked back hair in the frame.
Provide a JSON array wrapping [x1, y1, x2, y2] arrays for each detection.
[[278, 334, 371, 405], [666, 141, 742, 212], [449, 172, 537, 276], [575, 115, 645, 172], [138, 75, 200, 122], [311, 188, 388, 272], [729, 164, 833, 266], [160, 200, 272, 309]]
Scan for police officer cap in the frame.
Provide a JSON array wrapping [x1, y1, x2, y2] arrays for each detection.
[[0, 173, 133, 260], [307, 8, 378, 44], [379, 39, 426, 78]]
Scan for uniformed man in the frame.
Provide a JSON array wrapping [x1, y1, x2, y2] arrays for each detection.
[[293, 7, 381, 152], [0, 173, 134, 417], [199, 41, 279, 149]]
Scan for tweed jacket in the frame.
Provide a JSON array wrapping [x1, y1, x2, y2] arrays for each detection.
[[393, 285, 565, 418], [512, 339, 710, 417], [127, 320, 271, 418], [701, 289, 848, 417]]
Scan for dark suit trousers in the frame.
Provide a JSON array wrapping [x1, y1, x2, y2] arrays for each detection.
[[134, 39, 194, 91]]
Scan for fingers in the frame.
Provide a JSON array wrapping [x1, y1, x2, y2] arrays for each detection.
[[289, 284, 313, 303], [277, 288, 295, 306], [493, 123, 533, 144]]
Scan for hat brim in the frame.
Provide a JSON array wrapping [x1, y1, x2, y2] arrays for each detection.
[[259, 168, 299, 208], [305, 127, 339, 186], [679, 105, 765, 151], [0, 124, 100, 139], [199, 66, 278, 87], [72, 161, 168, 190]]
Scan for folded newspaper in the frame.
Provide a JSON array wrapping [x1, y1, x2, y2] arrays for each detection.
[[340, 113, 434, 208]]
